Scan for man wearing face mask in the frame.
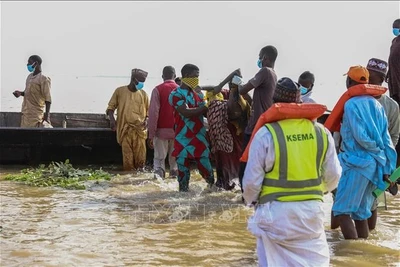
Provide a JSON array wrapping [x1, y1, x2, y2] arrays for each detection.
[[13, 55, 52, 128], [298, 71, 316, 103], [228, 45, 278, 194], [168, 64, 215, 192], [387, 19, 400, 106], [106, 68, 149, 171], [387, 19, 400, 168]]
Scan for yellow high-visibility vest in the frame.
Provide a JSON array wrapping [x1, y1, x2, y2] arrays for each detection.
[[259, 119, 328, 204]]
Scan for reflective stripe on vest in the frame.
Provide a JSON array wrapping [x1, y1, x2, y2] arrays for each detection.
[[259, 119, 328, 204]]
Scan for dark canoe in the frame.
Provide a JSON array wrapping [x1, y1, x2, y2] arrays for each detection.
[[0, 111, 330, 166], [0, 112, 154, 166]]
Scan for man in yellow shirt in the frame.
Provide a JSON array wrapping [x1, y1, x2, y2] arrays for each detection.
[[107, 69, 149, 171], [13, 55, 52, 127]]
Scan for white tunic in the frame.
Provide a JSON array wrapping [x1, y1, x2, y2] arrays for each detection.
[[243, 125, 342, 267], [301, 90, 316, 104]]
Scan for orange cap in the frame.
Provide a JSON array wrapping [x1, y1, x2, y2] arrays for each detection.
[[344, 65, 369, 84]]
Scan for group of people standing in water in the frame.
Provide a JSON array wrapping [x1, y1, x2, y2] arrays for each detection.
[[105, 18, 400, 266], [14, 18, 400, 267]]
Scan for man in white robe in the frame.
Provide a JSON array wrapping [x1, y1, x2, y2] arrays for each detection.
[[243, 77, 342, 267]]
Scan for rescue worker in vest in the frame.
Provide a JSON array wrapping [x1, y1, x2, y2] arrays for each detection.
[[332, 66, 397, 239], [243, 77, 342, 267], [148, 66, 179, 179]]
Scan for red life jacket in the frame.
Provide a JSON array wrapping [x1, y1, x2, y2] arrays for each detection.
[[156, 80, 178, 129], [240, 103, 327, 162], [324, 84, 387, 132]]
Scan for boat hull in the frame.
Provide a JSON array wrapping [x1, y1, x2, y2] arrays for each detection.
[[0, 112, 330, 166], [0, 112, 153, 166]]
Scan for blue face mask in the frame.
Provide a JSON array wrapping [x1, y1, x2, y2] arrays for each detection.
[[136, 81, 144, 90], [300, 86, 309, 95], [393, 28, 400, 37], [257, 59, 263, 69], [27, 63, 35, 72]]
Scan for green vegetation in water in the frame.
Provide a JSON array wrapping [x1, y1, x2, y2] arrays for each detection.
[[4, 160, 112, 190]]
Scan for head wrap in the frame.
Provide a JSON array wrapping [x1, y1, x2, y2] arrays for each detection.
[[273, 77, 301, 103]]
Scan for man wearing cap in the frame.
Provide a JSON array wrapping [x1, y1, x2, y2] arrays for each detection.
[[106, 68, 150, 171], [367, 58, 400, 148], [243, 77, 341, 266], [366, 58, 400, 230], [332, 66, 396, 239]]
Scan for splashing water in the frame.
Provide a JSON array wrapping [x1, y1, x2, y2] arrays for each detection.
[[1, 167, 399, 266]]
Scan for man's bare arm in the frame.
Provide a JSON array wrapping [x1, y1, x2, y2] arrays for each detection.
[[43, 101, 51, 122], [213, 69, 242, 94], [107, 109, 116, 131], [239, 82, 255, 95]]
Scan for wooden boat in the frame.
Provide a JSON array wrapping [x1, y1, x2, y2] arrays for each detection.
[[0, 111, 330, 166], [0, 112, 153, 166]]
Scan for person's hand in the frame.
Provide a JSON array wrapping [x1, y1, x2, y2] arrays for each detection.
[[387, 183, 398, 196], [13, 90, 23, 98], [383, 174, 395, 187], [232, 68, 242, 77], [147, 138, 154, 149], [198, 100, 207, 108], [142, 118, 148, 128], [110, 119, 116, 131], [232, 75, 244, 86], [43, 112, 50, 123], [245, 201, 257, 208]]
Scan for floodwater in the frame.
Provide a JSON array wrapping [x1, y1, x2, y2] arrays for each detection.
[[0, 168, 399, 267]]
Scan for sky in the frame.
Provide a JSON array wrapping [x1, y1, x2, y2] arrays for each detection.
[[1, 1, 399, 112]]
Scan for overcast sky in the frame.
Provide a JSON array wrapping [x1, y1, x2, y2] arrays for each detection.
[[1, 1, 399, 111]]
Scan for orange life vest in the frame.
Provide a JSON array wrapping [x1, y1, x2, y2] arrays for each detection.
[[240, 103, 327, 162], [324, 84, 387, 132]]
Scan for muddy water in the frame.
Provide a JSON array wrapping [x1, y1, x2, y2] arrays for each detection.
[[1, 168, 399, 267]]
